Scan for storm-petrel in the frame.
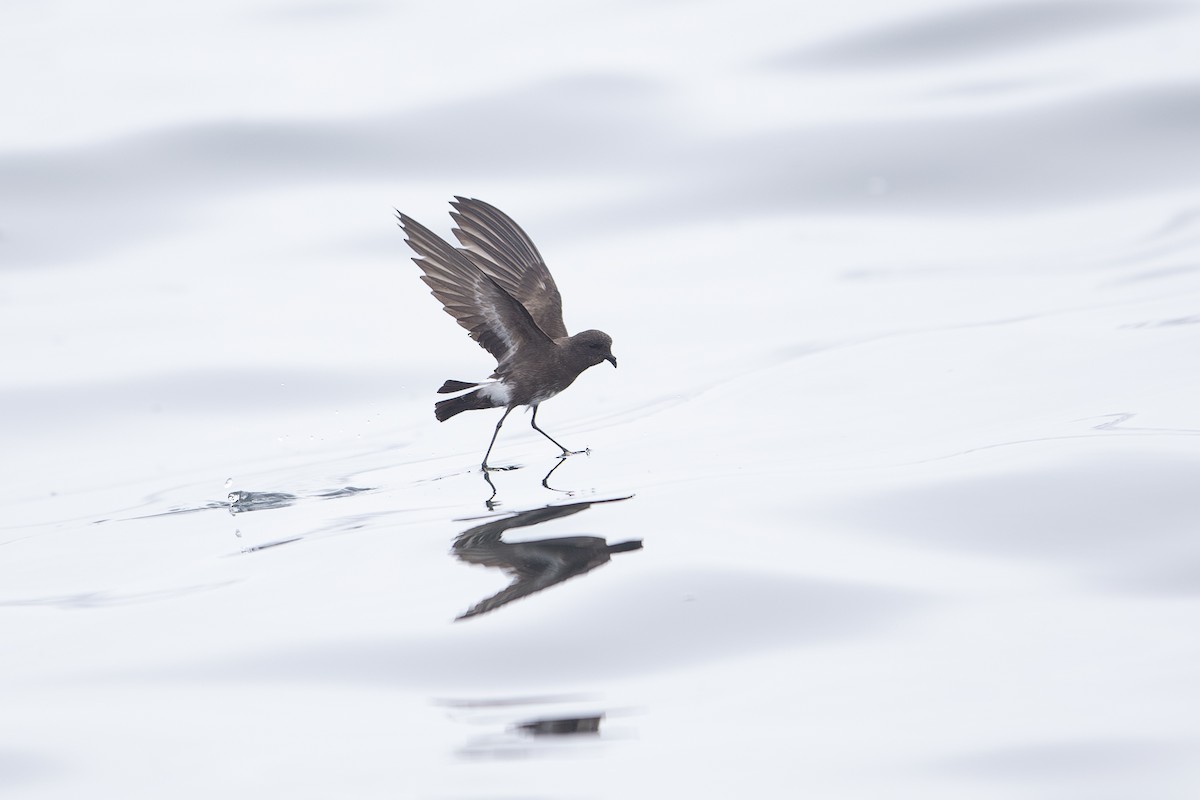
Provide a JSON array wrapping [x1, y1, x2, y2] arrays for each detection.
[[397, 198, 616, 469]]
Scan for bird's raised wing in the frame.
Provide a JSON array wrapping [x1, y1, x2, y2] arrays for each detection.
[[449, 197, 569, 339], [398, 211, 552, 368]]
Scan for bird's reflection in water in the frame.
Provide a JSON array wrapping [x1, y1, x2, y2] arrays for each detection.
[[452, 496, 640, 620], [457, 714, 606, 760], [481, 457, 576, 510], [438, 695, 632, 761], [517, 714, 602, 735]]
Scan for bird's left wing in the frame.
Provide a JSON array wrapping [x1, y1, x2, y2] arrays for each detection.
[[449, 197, 569, 340]]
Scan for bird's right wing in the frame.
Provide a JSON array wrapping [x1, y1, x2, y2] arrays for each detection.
[[398, 211, 552, 367]]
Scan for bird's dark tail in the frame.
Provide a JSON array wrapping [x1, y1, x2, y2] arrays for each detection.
[[435, 387, 499, 421], [438, 379, 480, 394]]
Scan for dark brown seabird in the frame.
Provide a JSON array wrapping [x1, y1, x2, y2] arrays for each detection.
[[397, 198, 617, 470]]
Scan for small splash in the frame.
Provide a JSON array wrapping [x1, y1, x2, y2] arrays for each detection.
[[227, 491, 298, 514], [224, 486, 373, 514]]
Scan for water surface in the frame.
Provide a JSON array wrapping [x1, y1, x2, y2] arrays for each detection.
[[4, 1, 1200, 797]]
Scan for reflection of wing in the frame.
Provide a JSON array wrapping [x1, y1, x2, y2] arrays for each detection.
[[398, 211, 552, 367], [451, 498, 639, 620], [453, 499, 611, 551], [458, 502, 596, 541], [450, 197, 569, 339], [455, 537, 622, 620]]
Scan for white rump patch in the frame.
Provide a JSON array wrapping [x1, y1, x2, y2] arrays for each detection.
[[478, 382, 513, 405]]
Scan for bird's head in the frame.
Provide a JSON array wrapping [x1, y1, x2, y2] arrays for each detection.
[[572, 329, 617, 369]]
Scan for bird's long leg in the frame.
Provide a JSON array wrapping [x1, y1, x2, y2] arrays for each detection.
[[482, 406, 514, 470], [530, 405, 587, 458]]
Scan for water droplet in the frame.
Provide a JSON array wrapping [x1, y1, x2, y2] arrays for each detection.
[[224, 477, 233, 489]]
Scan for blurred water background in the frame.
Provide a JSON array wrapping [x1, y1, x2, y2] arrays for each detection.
[[3, 1, 1200, 797]]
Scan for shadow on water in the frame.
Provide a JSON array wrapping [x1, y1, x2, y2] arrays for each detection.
[[452, 496, 641, 620]]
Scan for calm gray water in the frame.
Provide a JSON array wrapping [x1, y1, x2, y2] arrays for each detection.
[[4, 1, 1200, 797]]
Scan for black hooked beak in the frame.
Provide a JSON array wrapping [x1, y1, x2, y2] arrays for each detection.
[[606, 355, 618, 368]]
